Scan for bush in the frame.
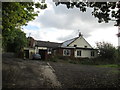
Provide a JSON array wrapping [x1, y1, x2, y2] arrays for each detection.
[[96, 42, 117, 63], [77, 57, 117, 65], [68, 60, 77, 64], [47, 55, 60, 62], [79, 58, 95, 65]]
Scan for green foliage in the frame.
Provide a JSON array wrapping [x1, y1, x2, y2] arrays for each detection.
[[68, 60, 77, 64], [96, 42, 117, 63], [55, 1, 120, 26], [2, 2, 47, 52], [47, 56, 58, 62], [96, 64, 119, 68], [4, 28, 27, 52], [117, 46, 120, 64], [2, 2, 47, 29]]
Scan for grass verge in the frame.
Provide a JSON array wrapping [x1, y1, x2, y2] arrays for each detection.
[[95, 64, 119, 68]]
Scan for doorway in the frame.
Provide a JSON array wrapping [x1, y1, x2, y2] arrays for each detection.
[[39, 49, 47, 60], [24, 50, 29, 59]]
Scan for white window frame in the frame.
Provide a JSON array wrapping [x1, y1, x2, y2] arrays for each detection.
[[77, 50, 81, 56], [63, 49, 71, 56], [91, 51, 95, 56], [47, 48, 52, 54]]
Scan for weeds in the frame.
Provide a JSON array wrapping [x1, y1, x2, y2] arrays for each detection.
[[47, 55, 120, 66], [95, 64, 119, 68]]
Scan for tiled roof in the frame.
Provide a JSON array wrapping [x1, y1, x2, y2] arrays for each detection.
[[61, 37, 79, 47], [35, 35, 93, 49], [36, 40, 62, 48]]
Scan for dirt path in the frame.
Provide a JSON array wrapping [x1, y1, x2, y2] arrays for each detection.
[[2, 55, 61, 89]]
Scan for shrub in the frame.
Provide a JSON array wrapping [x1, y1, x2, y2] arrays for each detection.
[[68, 60, 77, 64], [47, 56, 58, 62], [96, 41, 117, 63]]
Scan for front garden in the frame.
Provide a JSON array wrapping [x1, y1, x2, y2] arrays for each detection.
[[47, 42, 120, 68]]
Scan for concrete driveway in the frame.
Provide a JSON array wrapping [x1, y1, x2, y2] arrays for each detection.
[[2, 54, 61, 89]]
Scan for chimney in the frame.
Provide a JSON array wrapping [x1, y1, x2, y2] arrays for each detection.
[[79, 32, 82, 37]]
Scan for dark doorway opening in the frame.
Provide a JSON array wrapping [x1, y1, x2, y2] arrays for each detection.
[[24, 50, 29, 58], [39, 49, 46, 60]]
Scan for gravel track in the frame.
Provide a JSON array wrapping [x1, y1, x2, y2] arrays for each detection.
[[2, 53, 120, 89], [49, 61, 120, 88]]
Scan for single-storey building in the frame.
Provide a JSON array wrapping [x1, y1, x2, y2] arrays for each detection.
[[34, 41, 61, 60], [54, 33, 97, 59], [24, 37, 61, 59], [24, 33, 98, 60]]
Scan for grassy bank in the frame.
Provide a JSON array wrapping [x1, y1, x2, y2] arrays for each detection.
[[47, 56, 120, 67], [95, 64, 119, 68]]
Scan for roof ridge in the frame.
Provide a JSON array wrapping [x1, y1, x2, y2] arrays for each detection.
[[61, 37, 79, 47], [36, 40, 62, 44], [62, 37, 79, 43]]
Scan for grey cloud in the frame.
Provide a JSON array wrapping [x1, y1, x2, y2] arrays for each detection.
[[57, 30, 91, 42], [35, 1, 116, 41], [39, 2, 114, 30], [57, 30, 78, 42], [37, 3, 84, 29], [53, 5, 115, 29]]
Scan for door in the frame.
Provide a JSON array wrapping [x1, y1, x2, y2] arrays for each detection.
[[24, 50, 29, 58], [39, 49, 46, 60]]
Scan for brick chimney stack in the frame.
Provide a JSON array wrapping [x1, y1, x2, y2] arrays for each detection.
[[79, 32, 82, 37]]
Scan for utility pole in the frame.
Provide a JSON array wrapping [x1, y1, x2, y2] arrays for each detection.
[[118, 24, 120, 65], [118, 25, 120, 46]]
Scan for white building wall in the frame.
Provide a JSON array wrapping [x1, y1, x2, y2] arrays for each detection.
[[35, 47, 47, 54], [82, 50, 91, 58], [75, 49, 97, 58], [29, 49, 35, 59], [38, 47, 47, 50], [75, 49, 90, 58], [69, 36, 92, 48], [34, 47, 47, 53]]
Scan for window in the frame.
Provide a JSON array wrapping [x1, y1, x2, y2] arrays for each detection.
[[74, 45, 77, 47], [84, 46, 87, 48], [77, 50, 81, 56], [53, 50, 56, 55], [91, 51, 95, 56], [63, 49, 71, 56], [47, 48, 52, 54]]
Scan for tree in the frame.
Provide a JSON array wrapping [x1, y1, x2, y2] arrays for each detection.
[[55, 1, 120, 26], [2, 1, 47, 52], [2, 2, 47, 29], [5, 28, 28, 52], [96, 42, 117, 62]]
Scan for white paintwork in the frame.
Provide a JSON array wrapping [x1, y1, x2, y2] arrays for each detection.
[[69, 36, 92, 48], [75, 49, 97, 58], [29, 49, 35, 59], [38, 47, 47, 50], [61, 36, 98, 58], [35, 47, 47, 54], [63, 49, 71, 56], [24, 47, 34, 50]]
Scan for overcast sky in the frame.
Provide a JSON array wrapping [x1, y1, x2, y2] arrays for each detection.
[[22, 0, 119, 47]]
